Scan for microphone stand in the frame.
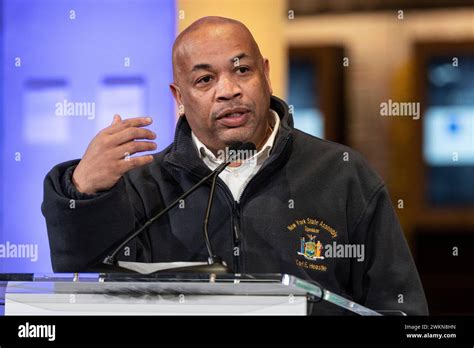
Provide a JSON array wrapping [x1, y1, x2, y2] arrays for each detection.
[[203, 169, 220, 264], [103, 161, 229, 267], [103, 142, 255, 275]]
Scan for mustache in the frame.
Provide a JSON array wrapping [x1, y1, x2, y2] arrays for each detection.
[[212, 103, 254, 120]]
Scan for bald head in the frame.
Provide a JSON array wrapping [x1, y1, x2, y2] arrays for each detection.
[[172, 16, 263, 83]]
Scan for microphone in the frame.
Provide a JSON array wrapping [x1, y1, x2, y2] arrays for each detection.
[[103, 142, 256, 271], [203, 142, 256, 266]]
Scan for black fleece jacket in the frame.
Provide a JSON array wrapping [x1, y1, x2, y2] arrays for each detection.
[[42, 95, 428, 315]]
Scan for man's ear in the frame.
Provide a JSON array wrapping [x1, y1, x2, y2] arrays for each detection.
[[169, 83, 183, 104], [262, 58, 273, 95], [169, 83, 185, 116]]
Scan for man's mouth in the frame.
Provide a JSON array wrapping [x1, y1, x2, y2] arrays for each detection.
[[216, 107, 251, 127]]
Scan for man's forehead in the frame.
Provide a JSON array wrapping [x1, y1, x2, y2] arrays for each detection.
[[174, 24, 257, 67]]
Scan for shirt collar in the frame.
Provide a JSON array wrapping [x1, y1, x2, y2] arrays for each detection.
[[191, 109, 280, 166]]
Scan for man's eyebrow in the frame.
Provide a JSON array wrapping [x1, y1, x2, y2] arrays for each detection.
[[190, 53, 252, 72], [230, 53, 251, 63], [191, 63, 212, 72]]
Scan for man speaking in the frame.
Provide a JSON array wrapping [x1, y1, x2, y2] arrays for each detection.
[[42, 16, 428, 315]]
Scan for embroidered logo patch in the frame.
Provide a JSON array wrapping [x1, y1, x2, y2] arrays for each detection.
[[288, 217, 338, 272]]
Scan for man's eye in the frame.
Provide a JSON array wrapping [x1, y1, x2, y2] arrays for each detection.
[[197, 76, 213, 84], [236, 67, 249, 74]]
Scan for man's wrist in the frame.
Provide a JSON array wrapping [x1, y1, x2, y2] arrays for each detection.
[[71, 170, 96, 195]]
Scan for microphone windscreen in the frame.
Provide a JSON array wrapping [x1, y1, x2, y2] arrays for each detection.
[[229, 141, 244, 151], [227, 142, 256, 162], [240, 142, 256, 152]]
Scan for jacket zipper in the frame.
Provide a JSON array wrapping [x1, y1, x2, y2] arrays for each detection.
[[231, 200, 242, 273], [223, 134, 290, 273], [214, 180, 243, 273]]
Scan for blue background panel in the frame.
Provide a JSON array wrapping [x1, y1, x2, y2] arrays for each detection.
[[1, 0, 176, 272]]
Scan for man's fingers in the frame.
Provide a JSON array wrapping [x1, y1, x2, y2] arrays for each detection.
[[111, 114, 122, 125], [107, 117, 153, 134], [111, 127, 156, 146], [122, 154, 154, 171], [115, 141, 157, 159]]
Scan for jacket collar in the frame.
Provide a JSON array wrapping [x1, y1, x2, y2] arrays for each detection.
[[163, 95, 294, 177]]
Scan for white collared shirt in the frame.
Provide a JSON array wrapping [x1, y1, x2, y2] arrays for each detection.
[[191, 109, 280, 202]]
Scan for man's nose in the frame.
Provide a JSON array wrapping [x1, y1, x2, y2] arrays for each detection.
[[215, 76, 242, 101]]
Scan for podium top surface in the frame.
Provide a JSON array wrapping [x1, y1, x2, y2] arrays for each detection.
[[2, 273, 309, 296], [0, 273, 381, 315]]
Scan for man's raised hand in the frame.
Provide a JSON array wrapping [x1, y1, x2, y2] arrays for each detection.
[[72, 114, 157, 194]]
